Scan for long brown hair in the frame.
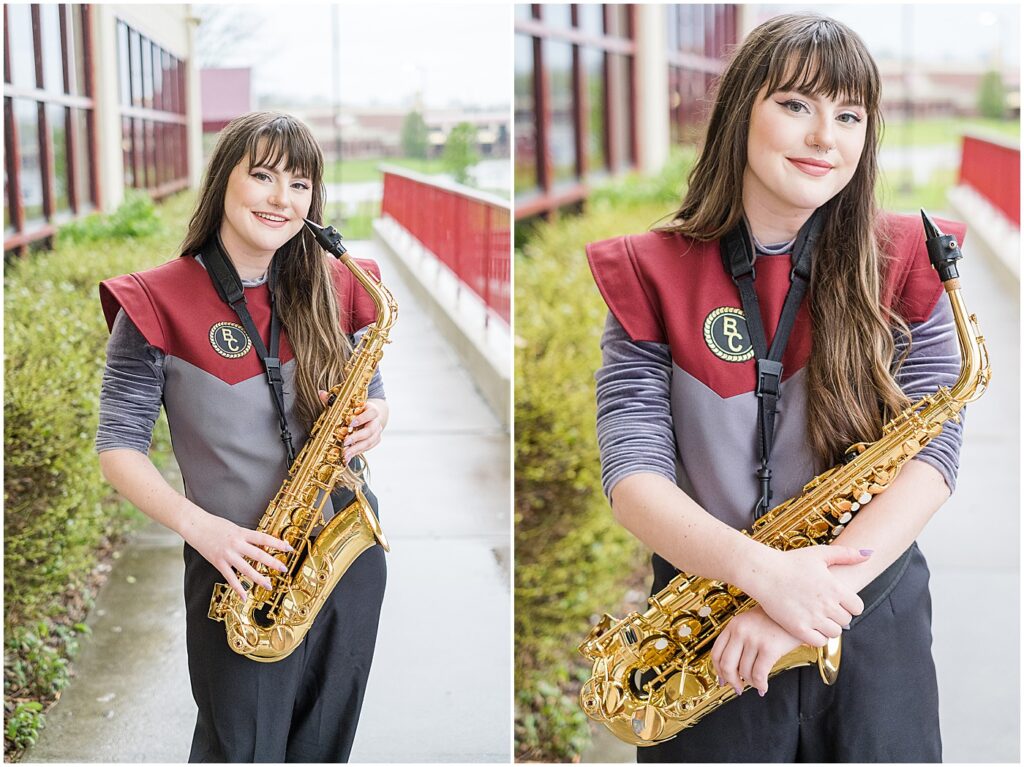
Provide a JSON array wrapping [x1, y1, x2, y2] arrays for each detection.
[[180, 111, 351, 428], [660, 13, 909, 468]]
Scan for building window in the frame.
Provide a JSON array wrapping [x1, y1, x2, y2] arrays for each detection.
[[4, 4, 97, 255], [513, 3, 638, 218], [116, 19, 188, 199], [667, 4, 738, 144]]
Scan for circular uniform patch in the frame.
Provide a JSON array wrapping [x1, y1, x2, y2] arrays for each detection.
[[209, 322, 252, 359], [703, 307, 754, 362]]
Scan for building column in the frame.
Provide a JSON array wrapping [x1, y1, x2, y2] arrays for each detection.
[[635, 4, 669, 176], [91, 5, 125, 212], [185, 6, 202, 188]]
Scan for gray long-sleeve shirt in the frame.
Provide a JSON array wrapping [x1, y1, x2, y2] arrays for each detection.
[[596, 284, 964, 531], [96, 308, 385, 455]]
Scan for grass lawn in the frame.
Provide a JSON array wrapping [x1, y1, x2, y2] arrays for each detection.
[[881, 117, 1019, 148], [323, 156, 447, 183]]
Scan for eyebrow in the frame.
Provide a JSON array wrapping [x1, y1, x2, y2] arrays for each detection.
[[250, 163, 312, 179], [778, 88, 865, 109]]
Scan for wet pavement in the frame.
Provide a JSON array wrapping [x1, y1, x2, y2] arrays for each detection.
[[581, 226, 1020, 763], [26, 237, 511, 763]]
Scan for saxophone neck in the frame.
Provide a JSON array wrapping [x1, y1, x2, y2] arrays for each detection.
[[943, 283, 990, 404]]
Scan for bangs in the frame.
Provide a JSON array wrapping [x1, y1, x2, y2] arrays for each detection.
[[761, 19, 879, 111], [245, 116, 322, 181]]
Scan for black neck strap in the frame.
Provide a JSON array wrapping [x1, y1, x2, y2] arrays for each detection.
[[721, 209, 823, 519], [200, 238, 295, 464]]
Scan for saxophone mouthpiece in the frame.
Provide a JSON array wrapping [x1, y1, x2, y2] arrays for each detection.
[[303, 218, 348, 257], [920, 208, 962, 282]]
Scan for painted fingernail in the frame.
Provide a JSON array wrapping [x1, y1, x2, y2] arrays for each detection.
[[717, 676, 724, 686], [843, 624, 851, 630], [758, 689, 766, 697], [859, 548, 874, 556]]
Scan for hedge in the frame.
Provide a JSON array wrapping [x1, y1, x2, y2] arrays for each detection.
[[4, 192, 190, 758], [514, 149, 696, 761]]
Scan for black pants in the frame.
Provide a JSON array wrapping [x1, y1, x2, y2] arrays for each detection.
[[183, 490, 387, 763], [637, 544, 941, 763]]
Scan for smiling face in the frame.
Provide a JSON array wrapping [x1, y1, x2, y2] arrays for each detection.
[[743, 86, 868, 223], [219, 152, 313, 263]]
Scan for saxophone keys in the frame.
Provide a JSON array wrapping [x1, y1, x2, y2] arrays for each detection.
[[671, 613, 703, 643], [858, 491, 873, 505], [601, 682, 625, 717], [630, 705, 666, 741], [839, 512, 853, 524]]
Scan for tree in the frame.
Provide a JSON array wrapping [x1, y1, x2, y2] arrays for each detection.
[[977, 70, 1006, 119], [400, 110, 429, 159], [442, 122, 479, 186]]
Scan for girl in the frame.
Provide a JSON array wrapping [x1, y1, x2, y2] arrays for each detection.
[[588, 14, 964, 762], [96, 112, 388, 762]]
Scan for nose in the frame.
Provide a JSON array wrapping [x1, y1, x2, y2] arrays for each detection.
[[267, 180, 290, 209], [807, 115, 836, 152]]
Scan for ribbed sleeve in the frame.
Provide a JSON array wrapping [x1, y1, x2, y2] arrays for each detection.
[[894, 296, 965, 492], [96, 309, 165, 454], [595, 312, 678, 499]]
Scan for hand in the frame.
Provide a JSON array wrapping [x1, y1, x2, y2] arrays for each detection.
[[317, 393, 389, 462], [711, 605, 802, 697], [745, 545, 871, 647], [180, 509, 292, 601]]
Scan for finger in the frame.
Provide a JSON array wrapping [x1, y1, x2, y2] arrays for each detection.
[[822, 544, 873, 566], [250, 531, 294, 553], [803, 628, 829, 648], [738, 643, 759, 696], [220, 567, 247, 602], [232, 555, 273, 591], [816, 618, 844, 640], [347, 408, 375, 429], [828, 605, 854, 629], [344, 430, 380, 455], [751, 647, 776, 695], [840, 592, 865, 617], [245, 543, 289, 573], [717, 630, 744, 695]]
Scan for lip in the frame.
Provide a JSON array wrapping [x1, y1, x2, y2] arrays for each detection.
[[787, 157, 833, 177], [252, 210, 289, 228]]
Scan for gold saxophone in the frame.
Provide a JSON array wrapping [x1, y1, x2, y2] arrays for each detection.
[[208, 219, 396, 662], [578, 211, 991, 745]]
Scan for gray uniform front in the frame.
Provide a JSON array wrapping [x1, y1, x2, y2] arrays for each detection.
[[97, 265, 387, 762], [595, 241, 962, 762]]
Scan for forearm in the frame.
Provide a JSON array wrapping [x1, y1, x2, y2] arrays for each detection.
[[610, 472, 773, 595], [98, 448, 206, 540], [829, 458, 950, 591]]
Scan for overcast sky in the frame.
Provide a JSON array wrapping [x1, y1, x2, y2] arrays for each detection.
[[195, 3, 512, 110], [757, 4, 1019, 69]]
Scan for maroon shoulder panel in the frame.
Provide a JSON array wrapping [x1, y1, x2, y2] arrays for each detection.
[[329, 256, 382, 333], [100, 256, 293, 385], [588, 230, 812, 398], [878, 211, 967, 324], [586, 213, 966, 400]]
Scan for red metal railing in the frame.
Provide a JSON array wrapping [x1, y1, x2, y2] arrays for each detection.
[[381, 166, 510, 325], [959, 133, 1020, 226]]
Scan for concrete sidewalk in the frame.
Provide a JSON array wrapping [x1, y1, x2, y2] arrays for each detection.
[[26, 238, 511, 763], [582, 231, 1019, 763]]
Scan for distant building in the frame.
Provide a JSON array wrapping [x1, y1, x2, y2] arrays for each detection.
[[514, 3, 741, 219], [200, 67, 253, 132], [271, 106, 510, 161], [878, 61, 1021, 119], [4, 3, 202, 255]]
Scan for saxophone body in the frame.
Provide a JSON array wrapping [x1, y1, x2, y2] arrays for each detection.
[[208, 220, 396, 662], [579, 211, 990, 745]]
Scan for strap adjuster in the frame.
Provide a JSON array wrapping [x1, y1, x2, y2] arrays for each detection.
[[755, 358, 783, 399], [264, 356, 283, 385]]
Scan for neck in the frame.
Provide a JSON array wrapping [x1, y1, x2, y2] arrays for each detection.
[[217, 224, 273, 281], [741, 181, 814, 245]]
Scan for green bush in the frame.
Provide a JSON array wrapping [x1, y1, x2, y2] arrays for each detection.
[[4, 192, 188, 759], [514, 150, 694, 759]]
